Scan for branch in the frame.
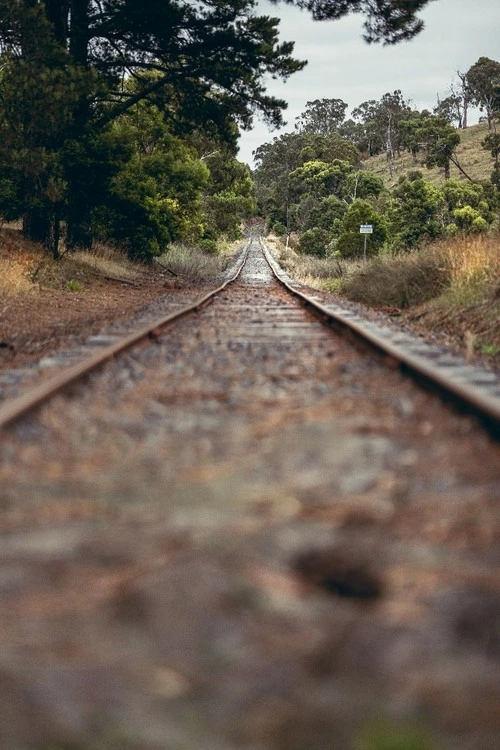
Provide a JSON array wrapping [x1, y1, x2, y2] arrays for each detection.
[[448, 153, 475, 182], [95, 73, 173, 127]]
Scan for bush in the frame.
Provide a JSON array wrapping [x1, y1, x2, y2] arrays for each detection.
[[336, 199, 387, 258], [156, 243, 231, 281], [299, 227, 331, 256], [272, 221, 287, 236], [341, 251, 447, 308], [198, 238, 218, 254]]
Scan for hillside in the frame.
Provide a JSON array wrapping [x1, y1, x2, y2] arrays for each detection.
[[362, 121, 495, 188]]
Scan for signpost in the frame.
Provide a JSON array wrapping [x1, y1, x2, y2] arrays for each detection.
[[359, 223, 373, 261]]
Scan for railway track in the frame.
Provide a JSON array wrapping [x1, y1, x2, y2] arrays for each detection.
[[0, 236, 499, 435], [0, 238, 499, 750]]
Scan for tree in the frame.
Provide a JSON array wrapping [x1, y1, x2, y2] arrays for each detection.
[[336, 199, 387, 257], [455, 70, 471, 129], [388, 171, 444, 247], [351, 91, 412, 165], [399, 110, 432, 163], [200, 150, 256, 240], [271, 0, 432, 44], [295, 98, 348, 135], [419, 116, 461, 180], [351, 100, 383, 156], [290, 159, 354, 199], [253, 131, 359, 232], [94, 98, 209, 260], [0, 0, 307, 251], [466, 57, 500, 131], [434, 95, 463, 128]]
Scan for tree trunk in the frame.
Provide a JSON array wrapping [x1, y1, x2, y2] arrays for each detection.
[[66, 0, 93, 250], [23, 207, 51, 245], [45, 0, 69, 46]]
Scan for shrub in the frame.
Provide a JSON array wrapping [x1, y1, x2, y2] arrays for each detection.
[[336, 199, 387, 258], [340, 251, 447, 308], [272, 221, 287, 236], [299, 227, 331, 256]]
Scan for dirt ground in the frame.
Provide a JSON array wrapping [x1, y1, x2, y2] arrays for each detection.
[[0, 266, 184, 373]]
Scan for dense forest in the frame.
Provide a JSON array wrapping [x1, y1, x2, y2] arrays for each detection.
[[0, 0, 498, 265]]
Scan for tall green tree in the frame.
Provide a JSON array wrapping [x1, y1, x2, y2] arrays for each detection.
[[295, 98, 348, 135], [388, 171, 444, 247], [336, 199, 387, 257], [466, 57, 500, 131], [0, 0, 307, 251]]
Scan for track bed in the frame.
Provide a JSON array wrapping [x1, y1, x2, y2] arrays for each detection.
[[0, 240, 499, 749]]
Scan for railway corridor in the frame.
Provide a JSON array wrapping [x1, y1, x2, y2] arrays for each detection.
[[0, 239, 499, 749]]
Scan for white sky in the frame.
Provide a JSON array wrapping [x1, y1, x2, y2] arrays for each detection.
[[237, 0, 500, 166]]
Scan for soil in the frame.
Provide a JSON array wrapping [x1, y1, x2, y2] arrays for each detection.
[[0, 242, 197, 373]]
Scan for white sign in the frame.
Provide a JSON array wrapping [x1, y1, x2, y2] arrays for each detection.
[[359, 224, 373, 234]]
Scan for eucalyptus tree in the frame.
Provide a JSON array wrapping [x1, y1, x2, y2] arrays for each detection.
[[295, 98, 348, 135], [466, 57, 500, 131]]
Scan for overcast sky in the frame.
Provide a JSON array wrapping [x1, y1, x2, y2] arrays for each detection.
[[237, 0, 500, 166]]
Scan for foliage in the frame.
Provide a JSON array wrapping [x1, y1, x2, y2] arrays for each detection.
[[417, 115, 461, 179], [295, 98, 348, 135], [253, 130, 359, 233], [351, 91, 412, 160], [336, 199, 387, 258], [0, 0, 308, 256], [298, 227, 331, 256], [199, 149, 256, 240], [388, 172, 444, 247], [272, 0, 432, 44], [93, 99, 209, 260], [290, 159, 354, 199], [466, 57, 500, 129]]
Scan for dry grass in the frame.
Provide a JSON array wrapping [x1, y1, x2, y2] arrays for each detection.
[[156, 242, 237, 282], [270, 230, 500, 361], [71, 244, 141, 281], [0, 228, 145, 294], [268, 238, 349, 289], [340, 234, 500, 360], [0, 258, 34, 297], [364, 122, 494, 189], [0, 229, 40, 298]]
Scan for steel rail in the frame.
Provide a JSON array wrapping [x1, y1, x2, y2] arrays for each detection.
[[0, 242, 251, 430], [260, 239, 500, 436]]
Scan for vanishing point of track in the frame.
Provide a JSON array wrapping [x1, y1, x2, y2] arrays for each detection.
[[0, 237, 499, 435]]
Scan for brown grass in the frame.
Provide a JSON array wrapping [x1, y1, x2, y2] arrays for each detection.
[[0, 228, 146, 295], [267, 237, 349, 289], [340, 235, 500, 361], [156, 242, 236, 281]]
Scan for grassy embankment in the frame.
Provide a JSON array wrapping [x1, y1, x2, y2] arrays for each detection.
[[273, 122, 500, 363], [0, 226, 236, 299]]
